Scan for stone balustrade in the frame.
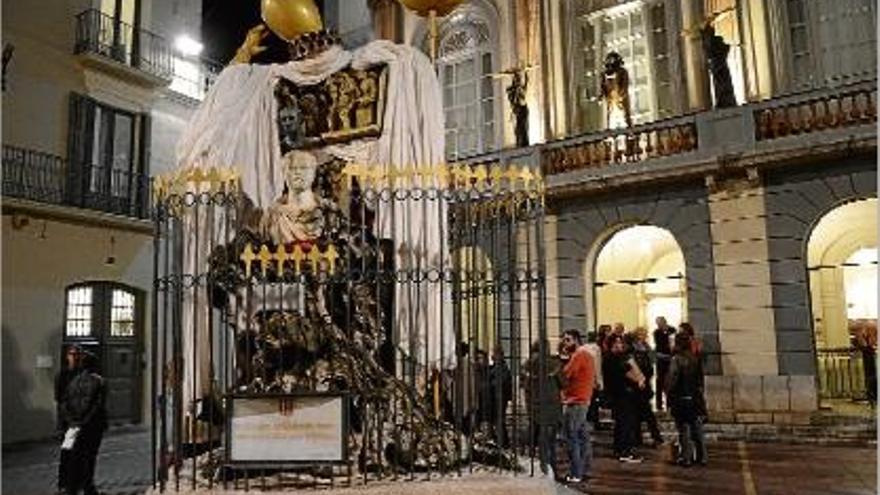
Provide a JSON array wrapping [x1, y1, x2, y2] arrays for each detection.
[[541, 118, 698, 176], [754, 81, 876, 141]]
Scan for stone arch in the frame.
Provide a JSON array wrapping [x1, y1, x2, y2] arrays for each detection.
[[551, 182, 720, 373], [764, 158, 877, 375], [588, 224, 687, 333]]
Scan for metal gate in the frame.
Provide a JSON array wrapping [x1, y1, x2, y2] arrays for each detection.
[[151, 160, 549, 491]]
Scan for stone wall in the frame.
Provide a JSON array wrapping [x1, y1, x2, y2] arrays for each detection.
[[705, 374, 818, 424]]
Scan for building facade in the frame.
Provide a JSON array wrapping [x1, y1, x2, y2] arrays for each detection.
[[2, 0, 213, 443], [2, 0, 875, 445], [390, 0, 877, 420]]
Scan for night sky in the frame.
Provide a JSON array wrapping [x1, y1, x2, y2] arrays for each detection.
[[201, 0, 327, 64]]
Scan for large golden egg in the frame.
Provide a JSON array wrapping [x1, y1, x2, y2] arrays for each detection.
[[261, 0, 324, 41], [398, 0, 465, 17]]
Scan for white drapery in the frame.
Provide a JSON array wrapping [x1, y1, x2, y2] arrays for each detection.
[[175, 41, 455, 410]]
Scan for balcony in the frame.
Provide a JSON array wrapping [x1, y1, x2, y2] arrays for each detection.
[[457, 79, 877, 199], [74, 9, 173, 87], [2, 145, 151, 228]]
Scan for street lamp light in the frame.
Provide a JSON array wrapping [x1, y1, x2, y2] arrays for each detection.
[[174, 35, 204, 57]]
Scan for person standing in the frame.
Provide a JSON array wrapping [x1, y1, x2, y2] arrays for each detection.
[[55, 345, 81, 494], [631, 328, 663, 447], [558, 329, 595, 484], [653, 316, 676, 411], [603, 333, 645, 463], [583, 333, 604, 430], [524, 340, 562, 478], [666, 332, 708, 466], [489, 346, 513, 447], [61, 351, 108, 495]]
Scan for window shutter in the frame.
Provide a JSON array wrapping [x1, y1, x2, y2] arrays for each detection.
[[66, 92, 96, 206]]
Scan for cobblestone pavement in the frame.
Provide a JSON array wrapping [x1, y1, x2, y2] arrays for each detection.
[[2, 426, 875, 494], [2, 427, 152, 495]]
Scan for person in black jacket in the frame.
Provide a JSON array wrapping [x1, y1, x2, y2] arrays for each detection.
[[652, 317, 676, 410], [603, 334, 644, 463], [55, 345, 82, 493], [61, 351, 108, 495], [631, 328, 663, 447], [666, 332, 707, 466]]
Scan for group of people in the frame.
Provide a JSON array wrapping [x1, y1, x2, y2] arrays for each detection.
[[526, 316, 708, 484], [54, 345, 108, 495]]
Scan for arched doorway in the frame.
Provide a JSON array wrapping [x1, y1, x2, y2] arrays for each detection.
[[592, 225, 686, 332], [807, 198, 877, 404]]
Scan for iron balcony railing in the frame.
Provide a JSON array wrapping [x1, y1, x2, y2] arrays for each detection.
[[74, 8, 173, 80], [2, 145, 150, 219]]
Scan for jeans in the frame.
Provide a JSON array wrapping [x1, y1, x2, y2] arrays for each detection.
[[563, 403, 592, 479], [675, 417, 707, 464]]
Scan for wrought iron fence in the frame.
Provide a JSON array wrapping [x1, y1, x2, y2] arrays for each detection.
[[2, 144, 150, 219], [74, 8, 173, 80], [816, 347, 870, 401], [151, 163, 550, 491]]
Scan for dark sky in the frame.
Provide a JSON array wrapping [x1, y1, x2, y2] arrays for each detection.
[[201, 0, 327, 64]]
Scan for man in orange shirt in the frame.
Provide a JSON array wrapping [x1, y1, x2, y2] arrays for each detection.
[[559, 329, 596, 484]]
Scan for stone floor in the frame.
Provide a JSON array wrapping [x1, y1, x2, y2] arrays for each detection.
[[2, 426, 876, 495]]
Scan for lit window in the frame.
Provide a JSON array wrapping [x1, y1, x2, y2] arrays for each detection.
[[64, 283, 140, 339], [111, 289, 136, 337], [438, 16, 498, 160], [572, 1, 673, 132], [66, 287, 93, 337]]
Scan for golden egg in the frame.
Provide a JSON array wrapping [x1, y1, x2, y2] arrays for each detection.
[[398, 0, 465, 17], [261, 0, 324, 41]]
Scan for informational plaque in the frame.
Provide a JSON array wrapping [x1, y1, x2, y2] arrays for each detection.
[[229, 394, 347, 463]]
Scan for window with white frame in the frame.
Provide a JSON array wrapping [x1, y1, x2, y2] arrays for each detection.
[[572, 1, 673, 132], [784, 0, 876, 90], [438, 17, 498, 160]]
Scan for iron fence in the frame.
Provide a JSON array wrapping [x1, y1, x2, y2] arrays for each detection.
[[151, 163, 550, 491], [2, 144, 150, 219], [816, 347, 870, 401], [2, 145, 66, 204], [74, 8, 173, 80]]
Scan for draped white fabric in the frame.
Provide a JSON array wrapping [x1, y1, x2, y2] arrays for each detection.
[[175, 41, 454, 410]]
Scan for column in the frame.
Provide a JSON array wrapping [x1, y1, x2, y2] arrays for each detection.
[[681, 0, 711, 111], [368, 0, 403, 43]]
